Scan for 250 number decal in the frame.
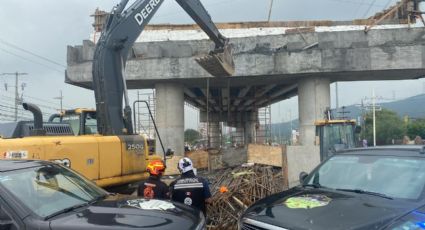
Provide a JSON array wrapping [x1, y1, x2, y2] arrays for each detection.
[[127, 144, 144, 151]]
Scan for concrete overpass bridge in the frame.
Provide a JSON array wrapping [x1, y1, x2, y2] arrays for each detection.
[[67, 20, 425, 157]]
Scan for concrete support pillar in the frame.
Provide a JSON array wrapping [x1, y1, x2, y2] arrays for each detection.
[[244, 122, 256, 144], [298, 77, 330, 146], [155, 83, 184, 156], [208, 122, 221, 149], [234, 126, 244, 146], [241, 111, 258, 145]]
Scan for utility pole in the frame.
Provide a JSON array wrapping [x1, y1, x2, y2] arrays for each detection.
[[288, 110, 293, 145], [278, 103, 281, 144], [359, 91, 390, 147], [1, 72, 28, 121], [372, 89, 376, 147], [335, 82, 339, 110], [54, 90, 64, 112]]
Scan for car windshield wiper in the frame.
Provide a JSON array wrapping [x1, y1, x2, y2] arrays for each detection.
[[336, 188, 393, 200], [89, 194, 108, 204], [303, 183, 325, 189], [44, 202, 89, 220]]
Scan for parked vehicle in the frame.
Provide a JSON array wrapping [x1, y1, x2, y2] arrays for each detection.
[[239, 146, 425, 230], [0, 160, 205, 230]]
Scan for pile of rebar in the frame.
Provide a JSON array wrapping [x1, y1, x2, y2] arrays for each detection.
[[202, 163, 286, 230]]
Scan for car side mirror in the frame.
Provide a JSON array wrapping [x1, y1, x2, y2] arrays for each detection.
[[299, 172, 308, 184]]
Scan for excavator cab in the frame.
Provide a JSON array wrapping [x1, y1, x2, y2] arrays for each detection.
[[49, 109, 98, 135]]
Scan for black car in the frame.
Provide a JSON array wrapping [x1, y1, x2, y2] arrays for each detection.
[[0, 160, 205, 230], [239, 146, 425, 230]]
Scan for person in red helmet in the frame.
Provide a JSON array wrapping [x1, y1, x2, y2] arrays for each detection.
[[137, 159, 169, 199]]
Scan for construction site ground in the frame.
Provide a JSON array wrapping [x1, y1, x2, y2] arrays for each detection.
[[155, 144, 288, 230]]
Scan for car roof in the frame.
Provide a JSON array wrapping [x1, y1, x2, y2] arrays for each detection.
[[0, 160, 51, 172], [337, 145, 425, 157]]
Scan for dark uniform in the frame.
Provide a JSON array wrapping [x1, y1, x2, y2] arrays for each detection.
[[137, 176, 169, 199], [170, 171, 211, 215]]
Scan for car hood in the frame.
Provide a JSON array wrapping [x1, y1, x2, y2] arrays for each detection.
[[242, 187, 416, 230], [49, 195, 201, 230]]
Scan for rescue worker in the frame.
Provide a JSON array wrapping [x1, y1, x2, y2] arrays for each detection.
[[137, 159, 169, 199], [169, 157, 212, 215]]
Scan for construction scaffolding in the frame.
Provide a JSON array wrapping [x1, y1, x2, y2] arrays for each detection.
[[256, 105, 272, 144], [135, 90, 156, 139], [208, 122, 222, 149], [231, 127, 245, 147], [90, 8, 110, 32]]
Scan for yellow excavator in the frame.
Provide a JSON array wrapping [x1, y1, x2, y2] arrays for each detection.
[[315, 109, 359, 161], [0, 0, 234, 189]]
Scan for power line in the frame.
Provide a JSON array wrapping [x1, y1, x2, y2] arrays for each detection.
[[0, 85, 71, 111], [0, 99, 53, 118], [0, 38, 66, 68], [267, 0, 275, 22], [0, 78, 72, 110], [24, 94, 71, 110], [353, 0, 366, 18], [0, 95, 57, 115], [363, 0, 379, 18], [325, 0, 386, 8], [0, 47, 63, 73], [383, 0, 395, 9]]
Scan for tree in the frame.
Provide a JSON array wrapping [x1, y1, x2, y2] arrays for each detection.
[[184, 129, 201, 144], [407, 119, 425, 139], [363, 109, 405, 145]]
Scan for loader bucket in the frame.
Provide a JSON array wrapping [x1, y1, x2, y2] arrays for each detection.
[[195, 44, 235, 77]]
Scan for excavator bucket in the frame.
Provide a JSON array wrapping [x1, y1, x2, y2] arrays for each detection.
[[195, 44, 235, 77]]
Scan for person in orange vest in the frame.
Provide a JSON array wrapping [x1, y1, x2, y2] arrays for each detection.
[[137, 160, 169, 199]]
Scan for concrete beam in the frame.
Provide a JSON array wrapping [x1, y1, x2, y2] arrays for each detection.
[[200, 111, 258, 124]]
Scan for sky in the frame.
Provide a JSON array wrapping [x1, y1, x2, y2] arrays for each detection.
[[0, 0, 424, 128]]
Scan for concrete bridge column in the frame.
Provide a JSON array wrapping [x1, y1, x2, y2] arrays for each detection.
[[298, 77, 330, 146], [244, 122, 255, 144], [155, 83, 184, 156], [243, 111, 258, 145], [234, 126, 244, 146]]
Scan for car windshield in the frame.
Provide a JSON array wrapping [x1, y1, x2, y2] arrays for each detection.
[[0, 164, 107, 218], [305, 154, 425, 200]]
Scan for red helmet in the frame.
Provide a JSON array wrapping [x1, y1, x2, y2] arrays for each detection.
[[147, 160, 166, 176]]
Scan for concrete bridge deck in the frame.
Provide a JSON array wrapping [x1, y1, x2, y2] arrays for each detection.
[[67, 23, 425, 109], [66, 22, 425, 155]]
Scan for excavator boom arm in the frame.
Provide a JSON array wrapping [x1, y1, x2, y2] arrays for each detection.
[[93, 0, 232, 135], [175, 0, 227, 49]]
